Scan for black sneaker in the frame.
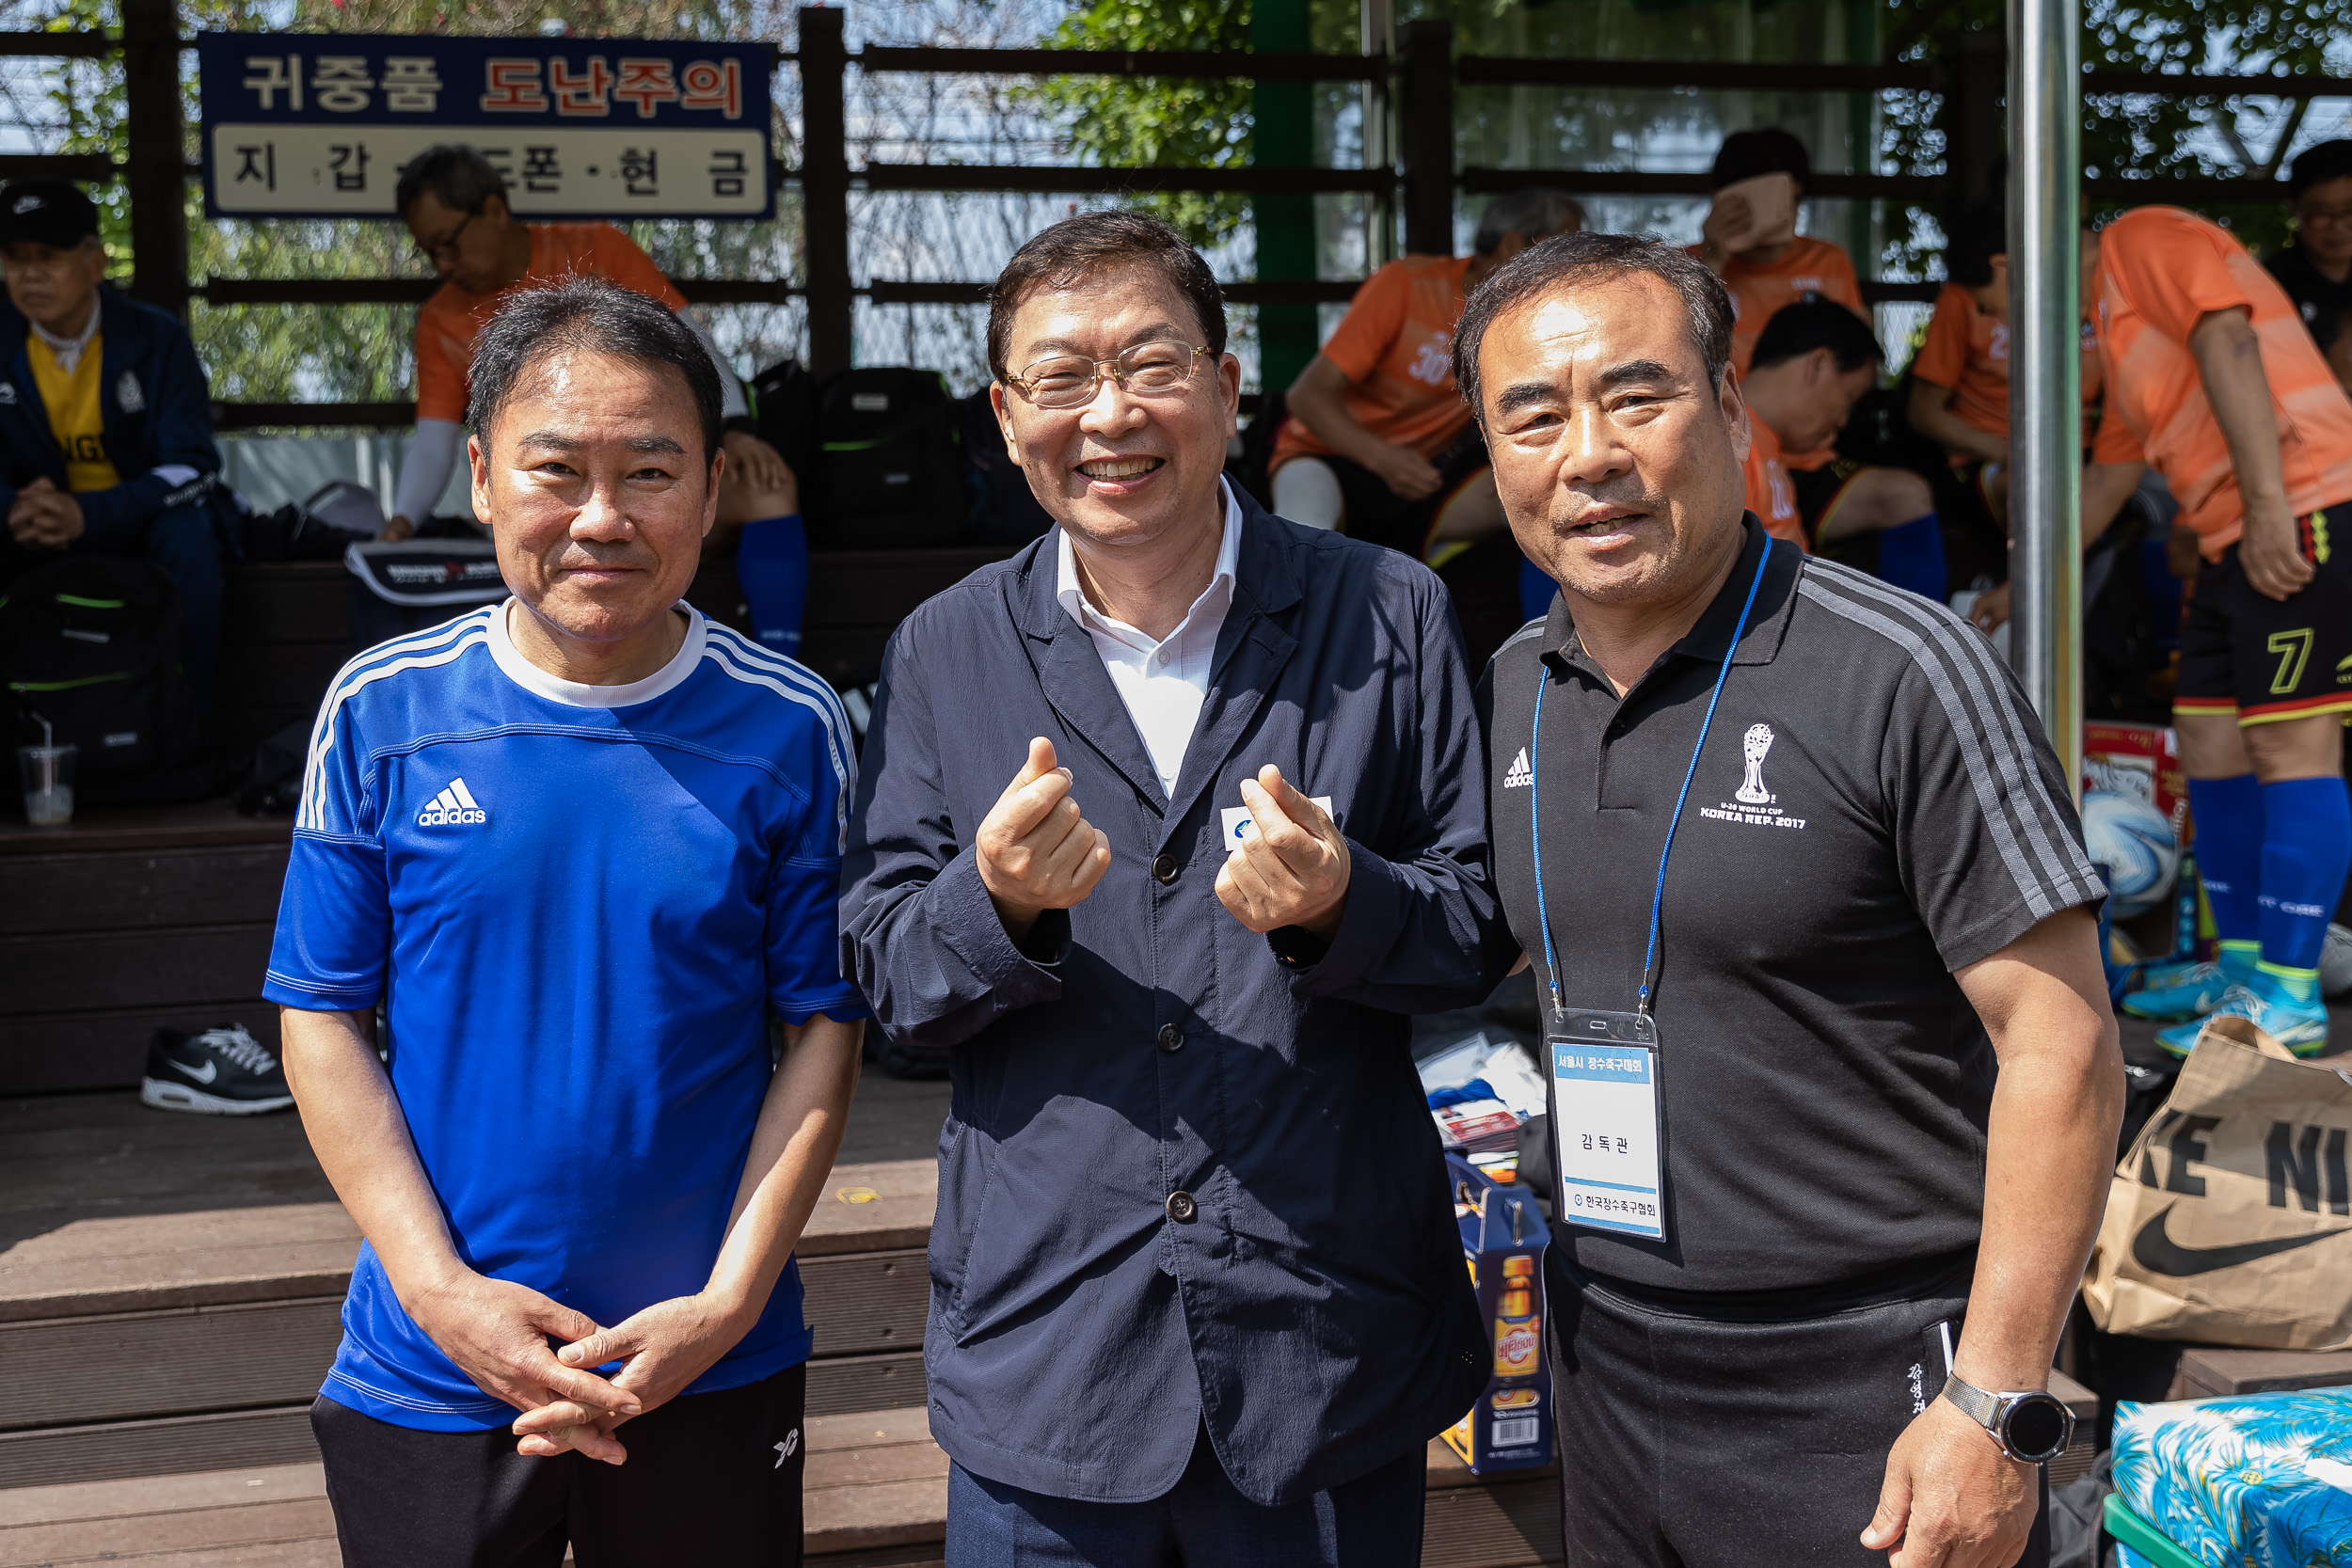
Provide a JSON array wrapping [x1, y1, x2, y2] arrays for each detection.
[[141, 1023, 294, 1116]]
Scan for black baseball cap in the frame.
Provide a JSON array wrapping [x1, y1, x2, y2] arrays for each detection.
[[0, 180, 100, 250]]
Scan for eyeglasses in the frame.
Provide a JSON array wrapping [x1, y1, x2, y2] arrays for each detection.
[[415, 208, 478, 265], [1003, 341, 1211, 410]]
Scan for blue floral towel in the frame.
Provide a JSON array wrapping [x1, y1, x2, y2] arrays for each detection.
[[2111, 1387, 2352, 1566]]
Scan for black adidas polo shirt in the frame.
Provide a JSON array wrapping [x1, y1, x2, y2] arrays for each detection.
[[1480, 519, 2106, 1296]]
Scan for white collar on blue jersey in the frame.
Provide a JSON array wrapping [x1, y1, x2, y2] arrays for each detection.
[[487, 598, 707, 708]]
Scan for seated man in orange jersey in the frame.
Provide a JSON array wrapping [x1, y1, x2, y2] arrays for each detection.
[[1737, 300, 1946, 598], [1690, 129, 1864, 379], [385, 145, 807, 656], [1912, 202, 2161, 633], [2092, 205, 2352, 1056], [1269, 187, 1581, 553]]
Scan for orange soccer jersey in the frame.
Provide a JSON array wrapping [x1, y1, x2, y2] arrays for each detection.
[[2091, 207, 2352, 560], [1271, 254, 1475, 470], [413, 223, 687, 424], [1690, 234, 1865, 380], [1742, 409, 1806, 548], [1912, 282, 2105, 447]]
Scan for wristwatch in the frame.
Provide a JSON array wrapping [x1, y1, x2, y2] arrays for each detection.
[[1938, 1373, 2074, 1464]]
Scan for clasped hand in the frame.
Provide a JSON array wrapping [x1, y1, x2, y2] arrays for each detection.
[[8, 477, 83, 547], [405, 1264, 753, 1465]]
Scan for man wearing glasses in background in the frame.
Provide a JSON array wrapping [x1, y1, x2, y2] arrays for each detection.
[[384, 146, 812, 657], [2266, 140, 2352, 392], [841, 210, 1502, 1565]]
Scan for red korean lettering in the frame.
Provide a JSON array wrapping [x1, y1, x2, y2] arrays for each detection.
[[550, 56, 612, 116], [480, 59, 548, 113], [679, 58, 741, 118], [614, 58, 680, 118]]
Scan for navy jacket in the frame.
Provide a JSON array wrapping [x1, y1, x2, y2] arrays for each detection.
[[841, 491, 1500, 1508], [0, 284, 222, 542]]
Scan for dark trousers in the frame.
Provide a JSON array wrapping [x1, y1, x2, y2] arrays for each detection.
[[312, 1362, 806, 1568], [1552, 1266, 2050, 1568], [946, 1424, 1426, 1568], [1, 501, 223, 705]]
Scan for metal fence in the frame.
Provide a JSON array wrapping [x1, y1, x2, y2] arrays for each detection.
[[5, 2, 2347, 424]]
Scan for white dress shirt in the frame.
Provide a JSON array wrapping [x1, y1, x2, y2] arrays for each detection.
[[1055, 482, 1244, 795]]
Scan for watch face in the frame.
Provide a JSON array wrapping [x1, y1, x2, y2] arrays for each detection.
[[2004, 1395, 2072, 1463]]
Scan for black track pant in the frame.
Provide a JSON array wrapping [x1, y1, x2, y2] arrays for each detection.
[[313, 1362, 806, 1568], [1551, 1266, 2050, 1568]]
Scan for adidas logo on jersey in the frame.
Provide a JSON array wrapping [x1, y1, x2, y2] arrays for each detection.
[[1502, 748, 1534, 789], [417, 778, 486, 827]]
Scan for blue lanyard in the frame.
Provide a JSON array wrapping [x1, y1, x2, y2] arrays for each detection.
[[1530, 542, 1775, 1022]]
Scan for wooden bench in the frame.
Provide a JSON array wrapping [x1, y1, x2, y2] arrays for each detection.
[[0, 548, 1014, 1099], [210, 548, 1014, 757]]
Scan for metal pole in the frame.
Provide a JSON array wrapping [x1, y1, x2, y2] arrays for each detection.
[[121, 0, 187, 321], [798, 7, 852, 381], [1361, 0, 1395, 270], [2007, 0, 2082, 787], [1398, 20, 1453, 257]]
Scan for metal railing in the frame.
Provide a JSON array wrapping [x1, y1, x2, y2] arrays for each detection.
[[7, 8, 2348, 420]]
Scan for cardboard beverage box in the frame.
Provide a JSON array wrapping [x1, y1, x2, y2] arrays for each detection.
[[1440, 1153, 1553, 1474], [2083, 721, 2189, 846]]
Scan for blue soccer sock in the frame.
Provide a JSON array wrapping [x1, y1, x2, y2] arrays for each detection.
[[2187, 773, 2265, 946], [2257, 775, 2352, 974], [736, 513, 808, 656], [1874, 513, 1947, 604]]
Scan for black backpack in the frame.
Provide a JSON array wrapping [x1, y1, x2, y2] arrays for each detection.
[[0, 557, 215, 808], [952, 388, 1052, 547], [814, 369, 963, 547], [749, 357, 820, 503]]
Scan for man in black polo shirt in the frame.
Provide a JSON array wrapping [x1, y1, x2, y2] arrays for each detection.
[[1461, 232, 2123, 1567], [2266, 140, 2352, 383]]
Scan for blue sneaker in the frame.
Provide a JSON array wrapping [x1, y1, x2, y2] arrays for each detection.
[[2155, 968, 2330, 1057], [2123, 942, 2259, 1022]]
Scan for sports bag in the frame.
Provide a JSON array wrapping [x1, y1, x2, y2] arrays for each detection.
[[343, 539, 507, 652], [2082, 1015, 2352, 1350], [0, 556, 215, 806], [952, 388, 1052, 546], [813, 369, 963, 547]]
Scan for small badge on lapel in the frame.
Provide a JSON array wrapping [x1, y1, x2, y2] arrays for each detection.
[[115, 371, 144, 413]]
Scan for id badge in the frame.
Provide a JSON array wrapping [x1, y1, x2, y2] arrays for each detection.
[[1545, 1007, 1666, 1241]]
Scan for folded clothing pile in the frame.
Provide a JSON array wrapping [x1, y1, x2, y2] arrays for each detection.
[[2107, 1386, 2352, 1567]]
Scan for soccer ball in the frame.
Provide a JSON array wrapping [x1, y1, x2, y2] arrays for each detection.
[[2322, 923, 2352, 999], [2083, 789, 2179, 920]]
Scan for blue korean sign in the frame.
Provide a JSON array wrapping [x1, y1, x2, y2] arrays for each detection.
[[196, 35, 773, 220]]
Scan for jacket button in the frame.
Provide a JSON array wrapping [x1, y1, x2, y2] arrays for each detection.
[[1166, 1190, 1198, 1223], [1152, 853, 1180, 884], [1157, 1023, 1184, 1053]]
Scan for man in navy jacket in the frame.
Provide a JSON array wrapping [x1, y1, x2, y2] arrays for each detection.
[[0, 181, 228, 703], [841, 212, 1502, 1563]]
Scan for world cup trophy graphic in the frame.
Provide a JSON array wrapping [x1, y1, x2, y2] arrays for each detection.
[[1735, 723, 1774, 805]]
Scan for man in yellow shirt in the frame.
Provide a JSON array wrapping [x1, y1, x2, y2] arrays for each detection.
[[0, 181, 228, 703]]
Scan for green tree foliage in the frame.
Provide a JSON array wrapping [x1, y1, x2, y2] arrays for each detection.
[[1881, 0, 2344, 263], [1016, 0, 1254, 249]]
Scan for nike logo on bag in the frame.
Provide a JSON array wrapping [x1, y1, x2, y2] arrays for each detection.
[[170, 1058, 218, 1084], [1502, 748, 1534, 789], [2130, 1204, 2341, 1276], [416, 777, 486, 828]]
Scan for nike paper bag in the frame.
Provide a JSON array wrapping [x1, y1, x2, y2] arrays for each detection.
[[2083, 1017, 2352, 1351]]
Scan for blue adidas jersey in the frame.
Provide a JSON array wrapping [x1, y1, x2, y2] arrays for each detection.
[[263, 601, 867, 1432]]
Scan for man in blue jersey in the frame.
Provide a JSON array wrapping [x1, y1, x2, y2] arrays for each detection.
[[264, 276, 864, 1566]]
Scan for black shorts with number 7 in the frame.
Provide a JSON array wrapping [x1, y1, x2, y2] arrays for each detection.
[[2175, 505, 2352, 726]]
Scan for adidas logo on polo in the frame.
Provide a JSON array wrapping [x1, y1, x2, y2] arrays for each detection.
[[417, 778, 486, 827], [1502, 748, 1534, 789]]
